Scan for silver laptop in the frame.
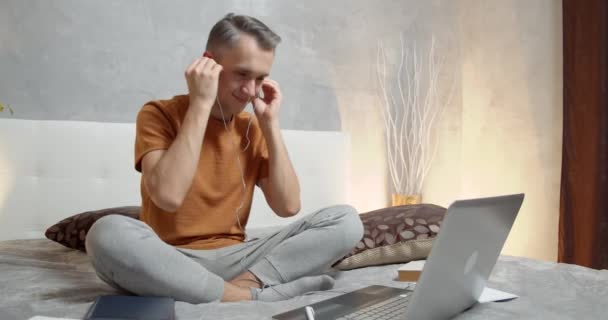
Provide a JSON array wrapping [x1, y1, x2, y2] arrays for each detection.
[[272, 194, 524, 320]]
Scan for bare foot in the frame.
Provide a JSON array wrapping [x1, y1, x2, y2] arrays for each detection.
[[229, 271, 263, 289], [221, 281, 252, 302]]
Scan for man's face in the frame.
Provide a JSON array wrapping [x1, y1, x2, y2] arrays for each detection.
[[215, 35, 275, 115]]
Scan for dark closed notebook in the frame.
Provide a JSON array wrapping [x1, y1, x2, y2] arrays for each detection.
[[84, 295, 175, 320]]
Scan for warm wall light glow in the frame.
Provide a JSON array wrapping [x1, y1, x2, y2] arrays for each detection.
[[422, 5, 562, 262], [329, 0, 561, 263], [334, 90, 389, 213], [0, 143, 16, 217]]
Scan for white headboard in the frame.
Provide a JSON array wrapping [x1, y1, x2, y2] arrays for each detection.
[[0, 118, 351, 240]]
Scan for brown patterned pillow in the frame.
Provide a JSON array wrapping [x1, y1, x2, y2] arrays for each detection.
[[45, 206, 140, 252], [334, 204, 446, 270]]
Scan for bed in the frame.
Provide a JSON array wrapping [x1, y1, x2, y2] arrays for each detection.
[[1, 118, 607, 319]]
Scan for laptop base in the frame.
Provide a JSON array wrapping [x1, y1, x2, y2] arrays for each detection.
[[272, 285, 412, 320]]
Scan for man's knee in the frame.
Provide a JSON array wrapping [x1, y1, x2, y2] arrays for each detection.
[[337, 205, 364, 247], [317, 204, 364, 248], [85, 215, 136, 259]]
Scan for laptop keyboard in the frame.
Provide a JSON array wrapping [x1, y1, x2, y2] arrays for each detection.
[[336, 294, 410, 320]]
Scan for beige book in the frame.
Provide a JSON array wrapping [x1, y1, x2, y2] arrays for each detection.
[[397, 260, 426, 282]]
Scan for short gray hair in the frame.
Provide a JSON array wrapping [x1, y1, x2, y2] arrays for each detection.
[[206, 13, 281, 52]]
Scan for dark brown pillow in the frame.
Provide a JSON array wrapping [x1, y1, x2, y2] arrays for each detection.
[[334, 204, 446, 270], [45, 206, 140, 252]]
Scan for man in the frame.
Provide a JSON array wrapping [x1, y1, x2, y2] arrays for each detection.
[[86, 13, 363, 304]]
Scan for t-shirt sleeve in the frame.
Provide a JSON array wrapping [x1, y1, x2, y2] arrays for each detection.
[[134, 104, 175, 172]]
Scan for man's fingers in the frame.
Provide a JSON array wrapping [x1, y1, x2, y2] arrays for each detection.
[[192, 57, 219, 76], [185, 57, 203, 77], [211, 63, 223, 76], [194, 57, 210, 74], [264, 79, 279, 86], [261, 82, 279, 103]]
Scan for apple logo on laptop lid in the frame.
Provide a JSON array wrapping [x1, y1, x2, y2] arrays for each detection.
[[464, 250, 479, 276]]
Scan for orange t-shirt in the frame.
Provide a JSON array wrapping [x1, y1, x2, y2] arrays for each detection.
[[134, 94, 269, 250]]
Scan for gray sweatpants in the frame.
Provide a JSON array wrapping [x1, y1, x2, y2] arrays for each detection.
[[85, 205, 363, 303]]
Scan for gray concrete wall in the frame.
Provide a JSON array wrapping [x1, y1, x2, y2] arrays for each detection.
[[0, 0, 454, 131]]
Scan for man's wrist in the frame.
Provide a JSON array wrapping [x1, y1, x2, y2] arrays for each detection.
[[189, 97, 214, 111], [187, 98, 213, 124], [259, 117, 280, 133]]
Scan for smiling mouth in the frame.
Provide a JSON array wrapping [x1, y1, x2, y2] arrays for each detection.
[[233, 94, 250, 104]]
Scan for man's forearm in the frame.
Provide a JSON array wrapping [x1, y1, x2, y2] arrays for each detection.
[[260, 120, 301, 216], [147, 100, 211, 210]]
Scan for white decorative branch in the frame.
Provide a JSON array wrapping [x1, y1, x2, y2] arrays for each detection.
[[377, 34, 454, 197]]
